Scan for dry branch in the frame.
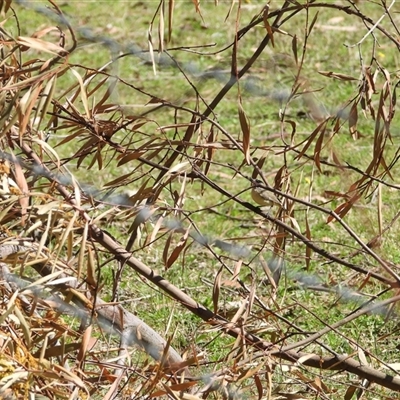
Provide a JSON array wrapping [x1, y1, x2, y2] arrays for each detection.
[[3, 0, 400, 397], [11, 141, 400, 392]]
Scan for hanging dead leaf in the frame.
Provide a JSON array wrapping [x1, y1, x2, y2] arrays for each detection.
[[348, 101, 358, 138], [166, 226, 191, 269], [163, 232, 173, 269], [238, 100, 251, 164], [263, 5, 274, 47], [327, 193, 361, 223], [168, 0, 175, 42], [292, 34, 298, 65], [296, 119, 328, 161], [213, 267, 223, 315]]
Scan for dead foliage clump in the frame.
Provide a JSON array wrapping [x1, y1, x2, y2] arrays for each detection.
[[2, 0, 400, 399]]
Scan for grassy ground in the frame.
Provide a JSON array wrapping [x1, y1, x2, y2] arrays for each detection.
[[4, 0, 400, 398]]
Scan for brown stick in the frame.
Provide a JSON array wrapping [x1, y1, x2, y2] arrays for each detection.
[[18, 139, 400, 391]]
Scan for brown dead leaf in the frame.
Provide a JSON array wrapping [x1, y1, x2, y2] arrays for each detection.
[[318, 70, 358, 81], [263, 5, 274, 47], [17, 36, 68, 55], [238, 100, 250, 164]]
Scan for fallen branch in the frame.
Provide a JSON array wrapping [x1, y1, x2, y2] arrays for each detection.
[[14, 141, 400, 391]]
